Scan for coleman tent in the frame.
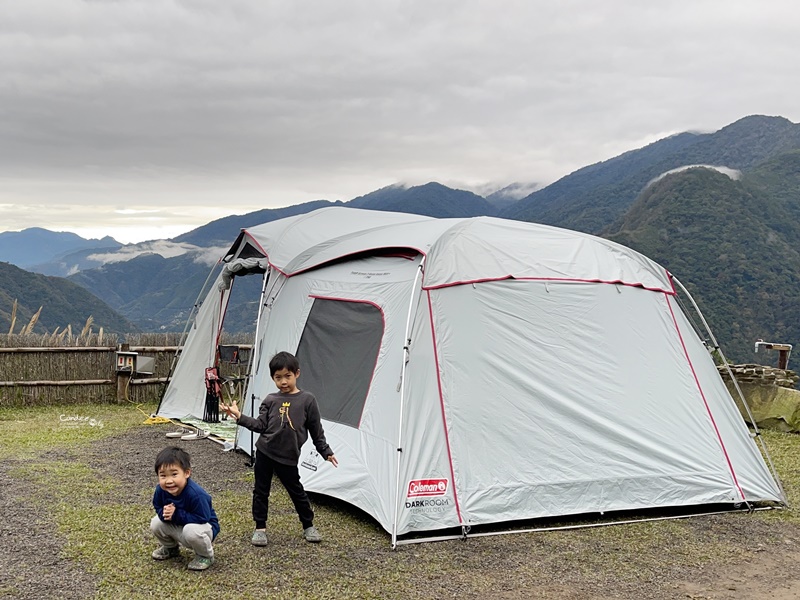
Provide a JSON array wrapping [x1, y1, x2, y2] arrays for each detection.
[[158, 207, 785, 546]]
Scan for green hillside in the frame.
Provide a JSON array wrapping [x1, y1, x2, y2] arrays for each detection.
[[605, 164, 800, 363], [741, 149, 800, 240], [66, 251, 265, 333], [68, 253, 219, 331], [0, 261, 135, 334], [500, 131, 702, 232]]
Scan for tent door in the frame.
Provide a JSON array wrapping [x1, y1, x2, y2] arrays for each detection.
[[294, 294, 385, 429]]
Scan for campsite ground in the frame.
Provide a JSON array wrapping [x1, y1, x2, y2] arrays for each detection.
[[1, 404, 800, 600]]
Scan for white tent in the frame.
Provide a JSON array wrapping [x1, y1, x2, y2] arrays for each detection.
[[158, 207, 785, 545]]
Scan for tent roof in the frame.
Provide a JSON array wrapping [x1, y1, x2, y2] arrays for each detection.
[[225, 207, 673, 292]]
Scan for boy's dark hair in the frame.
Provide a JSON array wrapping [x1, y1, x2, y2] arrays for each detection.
[[154, 446, 192, 473], [269, 351, 300, 376]]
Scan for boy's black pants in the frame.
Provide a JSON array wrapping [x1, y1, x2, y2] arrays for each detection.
[[252, 449, 314, 529]]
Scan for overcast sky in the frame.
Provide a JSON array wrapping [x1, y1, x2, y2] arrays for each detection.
[[2, 0, 798, 244]]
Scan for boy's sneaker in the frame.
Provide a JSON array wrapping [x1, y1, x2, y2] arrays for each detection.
[[303, 526, 322, 543], [251, 529, 268, 546], [187, 555, 214, 571], [151, 545, 181, 560]]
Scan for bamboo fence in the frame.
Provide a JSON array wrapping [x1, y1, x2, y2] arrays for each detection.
[[0, 332, 252, 408]]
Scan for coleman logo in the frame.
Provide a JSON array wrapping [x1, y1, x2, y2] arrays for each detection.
[[407, 478, 448, 498]]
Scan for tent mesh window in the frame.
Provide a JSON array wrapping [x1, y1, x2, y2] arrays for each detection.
[[236, 241, 266, 260], [295, 298, 383, 428]]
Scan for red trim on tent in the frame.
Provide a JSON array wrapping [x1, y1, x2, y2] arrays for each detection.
[[426, 288, 465, 525], [423, 275, 674, 294], [308, 294, 386, 429], [664, 292, 746, 502]]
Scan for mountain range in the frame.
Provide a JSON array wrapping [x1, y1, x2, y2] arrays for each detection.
[[0, 228, 122, 271], [1, 114, 799, 364], [504, 115, 800, 233]]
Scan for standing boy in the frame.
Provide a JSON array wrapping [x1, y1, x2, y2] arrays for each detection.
[[150, 446, 219, 571], [221, 350, 338, 545]]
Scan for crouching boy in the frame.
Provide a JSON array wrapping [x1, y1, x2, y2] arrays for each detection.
[[150, 446, 219, 571]]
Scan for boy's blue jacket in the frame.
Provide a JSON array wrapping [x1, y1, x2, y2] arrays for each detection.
[[152, 478, 220, 539]]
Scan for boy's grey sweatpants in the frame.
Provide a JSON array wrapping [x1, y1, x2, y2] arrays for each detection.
[[150, 516, 214, 558]]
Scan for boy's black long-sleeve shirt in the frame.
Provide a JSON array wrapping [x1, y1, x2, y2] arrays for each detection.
[[237, 389, 333, 465]]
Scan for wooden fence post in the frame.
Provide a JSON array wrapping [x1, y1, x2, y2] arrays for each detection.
[[116, 370, 132, 402]]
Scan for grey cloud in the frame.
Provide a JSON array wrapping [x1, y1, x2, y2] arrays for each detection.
[[1, 0, 799, 241], [86, 240, 203, 263]]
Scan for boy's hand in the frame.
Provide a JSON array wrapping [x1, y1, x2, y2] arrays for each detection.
[[220, 399, 241, 420], [327, 454, 339, 468], [163, 503, 175, 521]]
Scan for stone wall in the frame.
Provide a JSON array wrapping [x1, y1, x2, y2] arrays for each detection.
[[717, 363, 800, 432], [717, 364, 799, 388]]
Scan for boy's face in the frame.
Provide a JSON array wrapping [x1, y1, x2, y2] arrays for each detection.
[[273, 367, 299, 394], [157, 462, 191, 496]]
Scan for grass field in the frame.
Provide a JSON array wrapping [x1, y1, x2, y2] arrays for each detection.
[[1, 403, 800, 599]]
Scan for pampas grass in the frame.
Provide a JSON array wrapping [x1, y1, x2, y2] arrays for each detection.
[[79, 316, 94, 340], [8, 299, 17, 334], [22, 306, 42, 335]]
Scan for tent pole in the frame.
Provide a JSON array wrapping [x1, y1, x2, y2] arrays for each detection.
[[671, 275, 788, 505], [391, 257, 426, 550], [156, 260, 222, 414], [241, 268, 272, 466]]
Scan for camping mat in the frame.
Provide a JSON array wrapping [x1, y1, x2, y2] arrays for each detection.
[[170, 416, 239, 444]]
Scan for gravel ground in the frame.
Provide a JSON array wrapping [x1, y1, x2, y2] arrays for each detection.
[[2, 423, 800, 599], [0, 460, 98, 599]]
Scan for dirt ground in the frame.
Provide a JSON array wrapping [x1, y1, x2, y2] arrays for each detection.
[[679, 552, 800, 600], [2, 423, 800, 599]]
